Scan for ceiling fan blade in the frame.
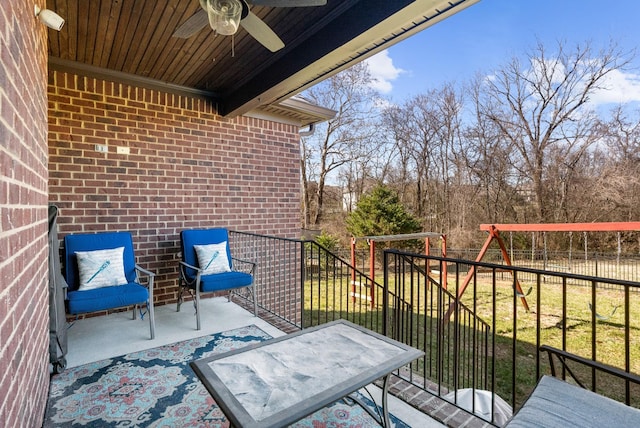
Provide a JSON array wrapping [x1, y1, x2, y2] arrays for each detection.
[[173, 9, 209, 38], [240, 12, 285, 52], [250, 0, 327, 7]]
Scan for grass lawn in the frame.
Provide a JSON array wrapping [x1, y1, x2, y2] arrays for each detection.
[[463, 273, 640, 371], [433, 268, 640, 406], [301, 264, 640, 408]]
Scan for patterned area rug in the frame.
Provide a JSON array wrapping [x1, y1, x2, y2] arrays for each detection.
[[44, 325, 410, 427]]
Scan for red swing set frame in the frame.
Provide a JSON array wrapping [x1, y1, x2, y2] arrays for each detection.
[[452, 222, 640, 316]]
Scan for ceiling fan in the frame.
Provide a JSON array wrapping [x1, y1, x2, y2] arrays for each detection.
[[173, 0, 327, 52]]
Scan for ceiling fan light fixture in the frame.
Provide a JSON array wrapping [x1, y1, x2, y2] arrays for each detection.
[[206, 0, 242, 36]]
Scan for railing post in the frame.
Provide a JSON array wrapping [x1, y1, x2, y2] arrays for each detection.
[[441, 234, 448, 290], [369, 239, 376, 308], [351, 237, 356, 304], [425, 237, 430, 277], [300, 240, 306, 329], [383, 250, 389, 337]]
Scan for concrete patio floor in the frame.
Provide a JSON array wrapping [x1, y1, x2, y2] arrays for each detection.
[[62, 296, 445, 427]]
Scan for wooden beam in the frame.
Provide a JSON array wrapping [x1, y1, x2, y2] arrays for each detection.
[[353, 232, 445, 242], [480, 222, 640, 232]]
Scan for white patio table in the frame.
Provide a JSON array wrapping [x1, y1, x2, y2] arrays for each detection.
[[190, 319, 424, 427]]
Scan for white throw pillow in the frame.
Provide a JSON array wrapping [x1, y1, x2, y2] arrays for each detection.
[[194, 242, 231, 275], [76, 247, 128, 290]]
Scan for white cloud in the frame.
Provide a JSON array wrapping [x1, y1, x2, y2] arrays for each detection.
[[528, 57, 567, 85], [589, 69, 640, 106], [364, 50, 405, 94]]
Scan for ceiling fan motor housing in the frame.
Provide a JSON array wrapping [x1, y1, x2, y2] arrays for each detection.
[[182, 0, 325, 51], [204, 0, 245, 35]]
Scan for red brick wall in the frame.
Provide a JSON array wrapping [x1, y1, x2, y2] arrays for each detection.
[[48, 70, 302, 307], [0, 0, 51, 426]]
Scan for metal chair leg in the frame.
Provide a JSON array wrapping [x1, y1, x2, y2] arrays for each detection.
[[177, 284, 184, 312], [148, 280, 155, 339], [252, 283, 258, 316], [195, 287, 201, 330]]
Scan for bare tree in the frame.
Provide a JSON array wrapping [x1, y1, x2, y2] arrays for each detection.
[[464, 75, 527, 224], [301, 62, 381, 227], [338, 139, 394, 213], [384, 95, 439, 219], [383, 85, 466, 231], [433, 84, 465, 230], [381, 103, 417, 208], [301, 40, 639, 249], [589, 106, 640, 221], [475, 40, 633, 222]]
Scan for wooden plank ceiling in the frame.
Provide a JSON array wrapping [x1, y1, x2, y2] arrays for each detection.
[[46, 0, 479, 117]]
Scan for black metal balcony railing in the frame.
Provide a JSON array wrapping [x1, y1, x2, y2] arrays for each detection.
[[230, 231, 640, 426], [385, 251, 492, 396], [431, 247, 640, 285]]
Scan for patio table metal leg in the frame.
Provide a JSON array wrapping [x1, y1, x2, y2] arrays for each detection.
[[343, 374, 392, 427], [381, 373, 391, 427]]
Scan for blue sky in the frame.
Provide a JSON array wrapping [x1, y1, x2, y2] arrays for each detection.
[[365, 0, 640, 106]]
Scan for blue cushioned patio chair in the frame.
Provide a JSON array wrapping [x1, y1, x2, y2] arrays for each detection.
[[64, 232, 156, 339], [178, 228, 257, 330]]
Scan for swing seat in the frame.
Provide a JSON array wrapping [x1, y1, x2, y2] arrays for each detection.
[[588, 303, 620, 321], [515, 286, 533, 298]]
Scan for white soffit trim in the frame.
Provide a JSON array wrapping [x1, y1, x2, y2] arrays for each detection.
[[247, 96, 337, 127]]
